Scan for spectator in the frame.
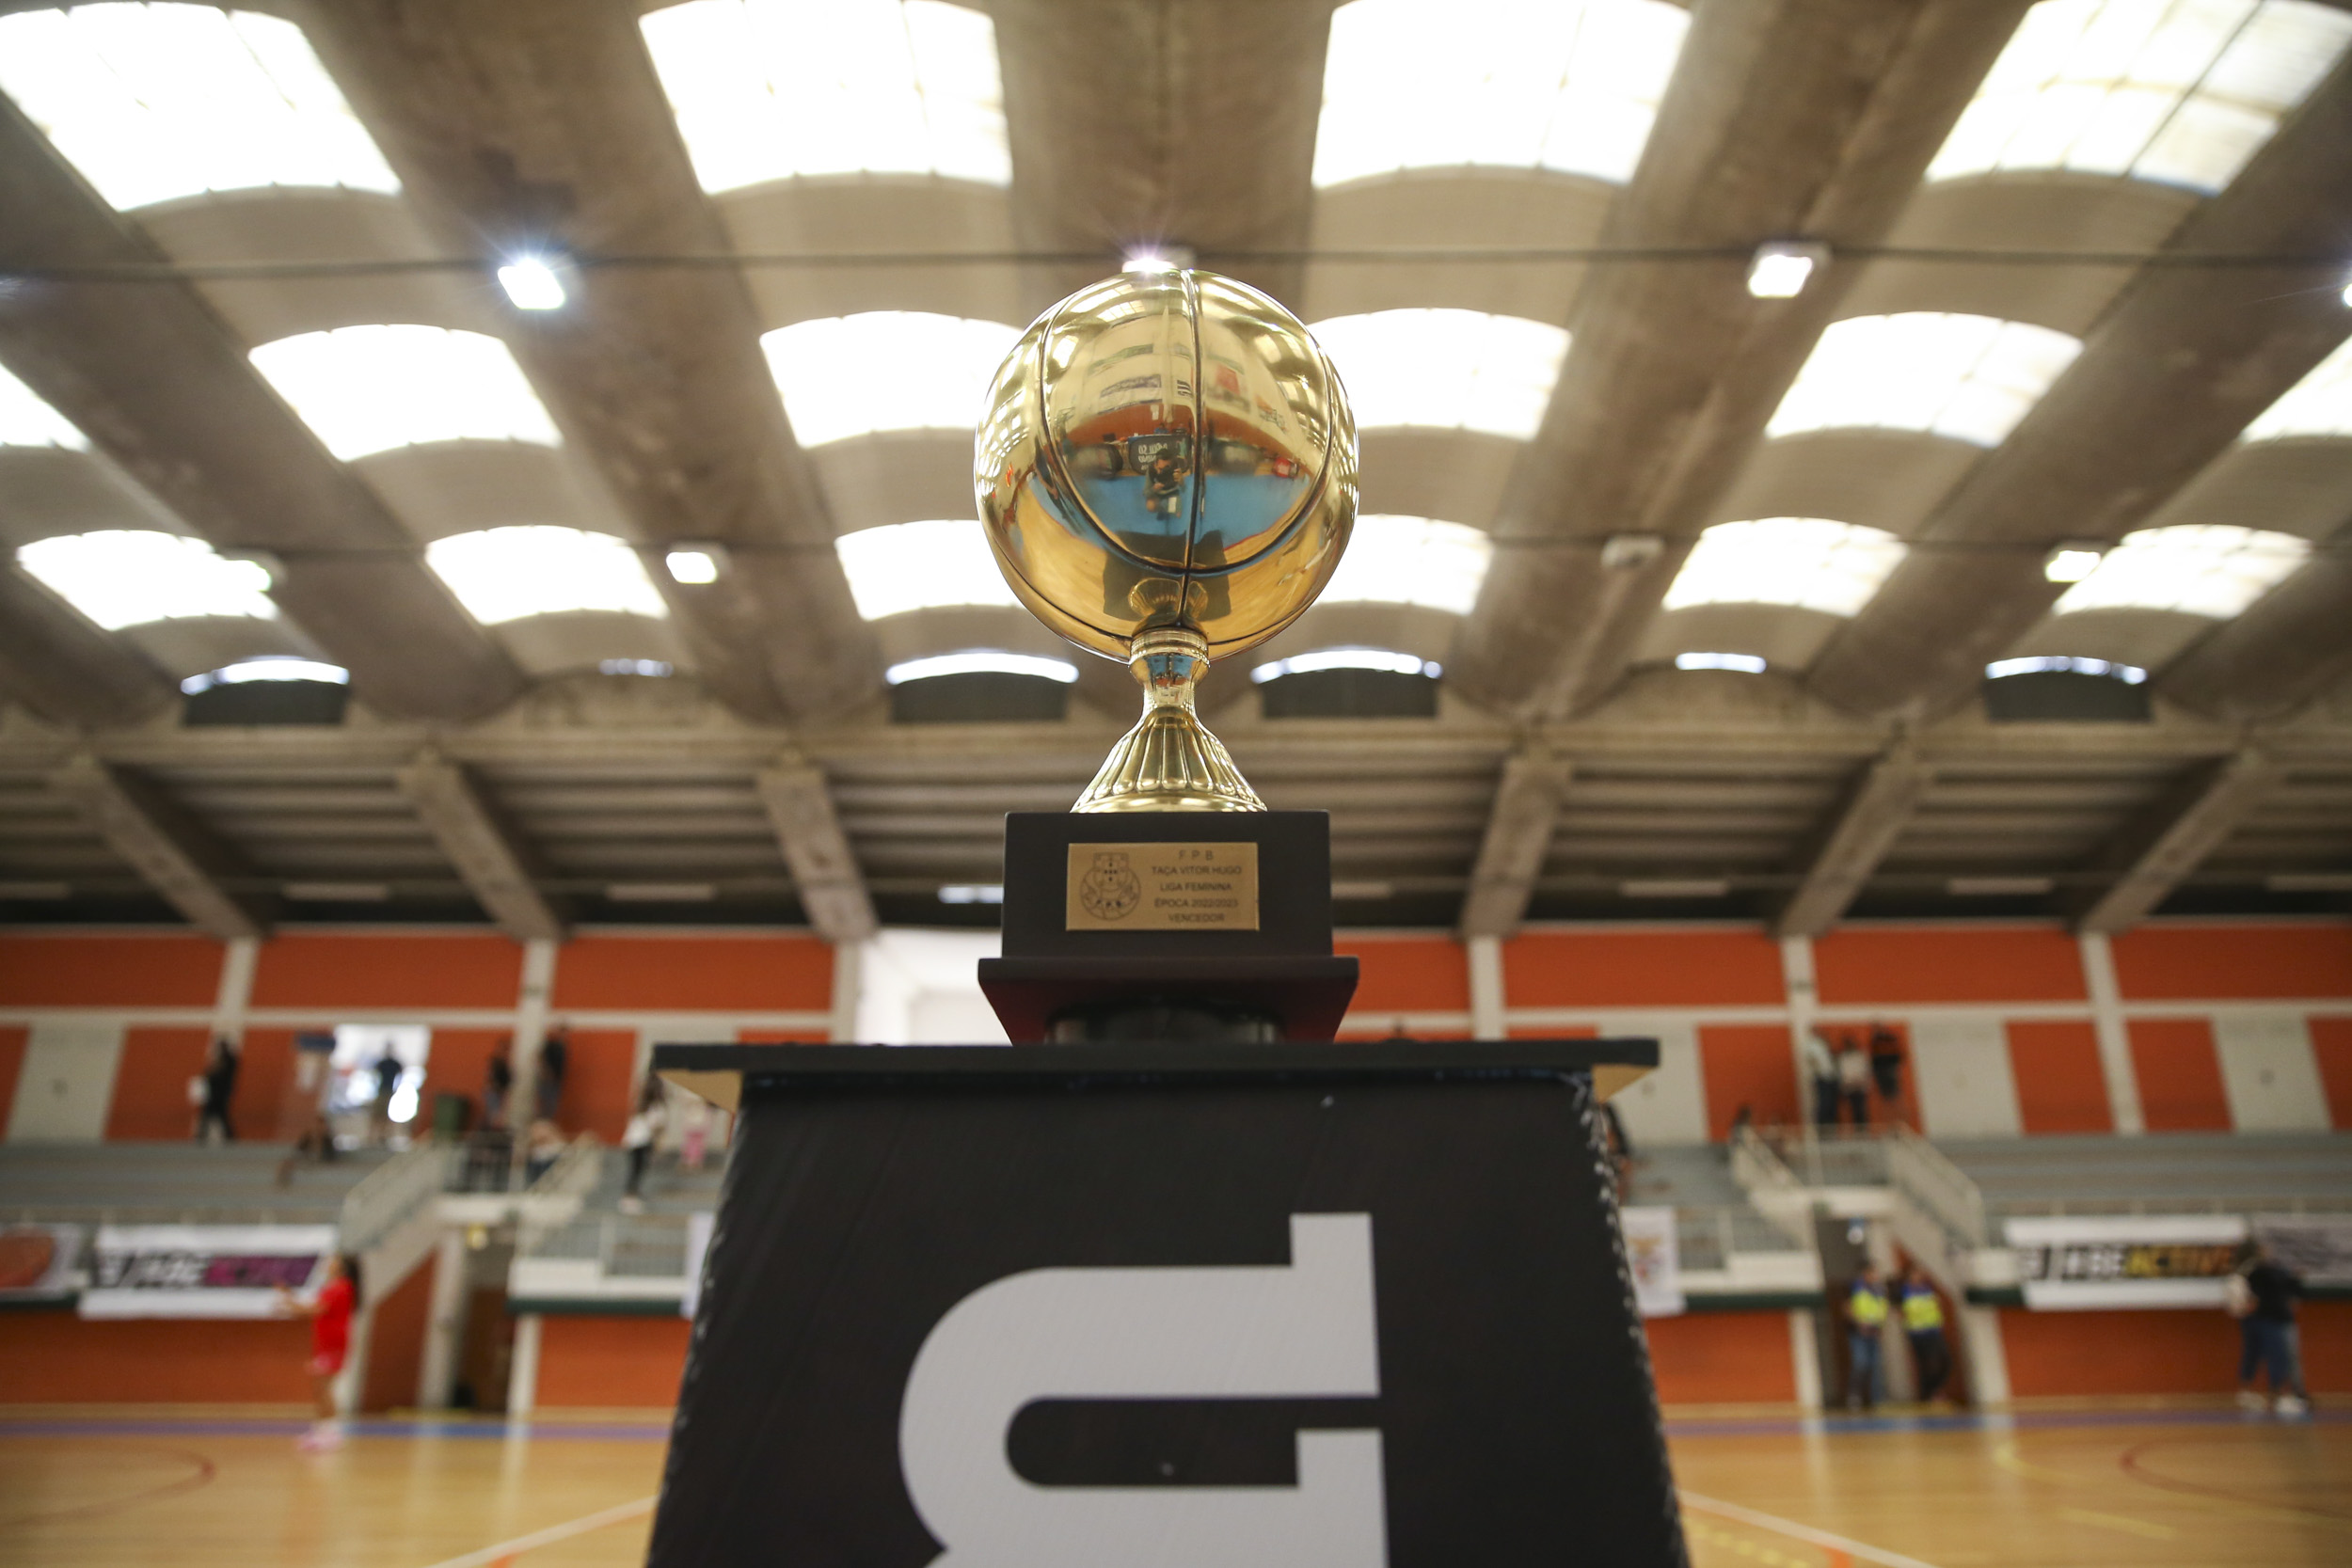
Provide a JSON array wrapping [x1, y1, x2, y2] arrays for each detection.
[[483, 1040, 514, 1131], [621, 1076, 669, 1214], [523, 1118, 567, 1186], [2233, 1241, 2309, 1417], [1899, 1264, 1951, 1404], [368, 1048, 404, 1145], [278, 1251, 359, 1452], [679, 1094, 711, 1173], [1836, 1037, 1871, 1129], [534, 1028, 570, 1125], [1868, 1024, 1905, 1114], [1845, 1262, 1889, 1412], [194, 1037, 239, 1144], [1802, 1029, 1839, 1130], [275, 1109, 340, 1188]]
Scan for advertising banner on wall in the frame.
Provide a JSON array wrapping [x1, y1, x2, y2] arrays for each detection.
[[2252, 1214, 2352, 1288], [79, 1224, 336, 1320], [1620, 1205, 1685, 1318], [2006, 1214, 2246, 1310], [0, 1224, 86, 1302]]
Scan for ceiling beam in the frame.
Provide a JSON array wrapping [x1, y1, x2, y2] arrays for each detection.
[[1774, 740, 1933, 937], [0, 94, 527, 723], [1448, 0, 2032, 721], [1458, 746, 1572, 939], [48, 754, 266, 939], [394, 753, 564, 942], [2071, 751, 2275, 935], [2157, 522, 2352, 722], [297, 0, 880, 724], [755, 761, 877, 945], [1805, 61, 2352, 721], [994, 0, 1330, 311], [0, 567, 175, 727]]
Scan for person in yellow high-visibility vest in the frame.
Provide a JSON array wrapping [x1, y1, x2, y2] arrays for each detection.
[[1899, 1264, 1951, 1404], [1845, 1262, 1889, 1411]]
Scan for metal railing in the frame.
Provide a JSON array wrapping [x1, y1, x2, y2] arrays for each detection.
[[338, 1141, 450, 1253], [1673, 1203, 1806, 1273], [516, 1134, 603, 1249], [524, 1212, 696, 1280], [1994, 1192, 2352, 1221], [1886, 1124, 1989, 1249]]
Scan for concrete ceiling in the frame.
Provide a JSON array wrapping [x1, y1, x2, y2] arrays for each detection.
[[0, 0, 2345, 942]]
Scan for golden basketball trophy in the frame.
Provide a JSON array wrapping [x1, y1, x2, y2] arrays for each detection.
[[974, 269, 1359, 812]]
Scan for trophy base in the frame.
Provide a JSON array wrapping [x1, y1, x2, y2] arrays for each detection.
[[1073, 705, 1265, 813]]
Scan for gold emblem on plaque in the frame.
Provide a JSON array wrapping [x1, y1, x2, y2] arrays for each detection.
[[1075, 851, 1142, 922], [975, 269, 1359, 813]]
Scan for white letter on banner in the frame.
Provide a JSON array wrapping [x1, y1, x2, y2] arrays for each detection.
[[898, 1212, 1387, 1568]]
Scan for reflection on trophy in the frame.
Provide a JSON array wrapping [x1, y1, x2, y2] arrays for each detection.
[[974, 269, 1359, 812]]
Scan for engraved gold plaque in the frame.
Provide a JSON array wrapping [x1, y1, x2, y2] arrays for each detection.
[[1065, 842, 1261, 931]]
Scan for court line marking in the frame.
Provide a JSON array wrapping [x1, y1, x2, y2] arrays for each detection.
[[1995, 1435, 2352, 1535], [0, 1444, 216, 1529], [416, 1496, 655, 1568], [2118, 1435, 2352, 1528], [1678, 1489, 1940, 1568]]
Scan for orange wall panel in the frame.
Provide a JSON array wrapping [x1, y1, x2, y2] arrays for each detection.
[[251, 933, 522, 1011], [2296, 1300, 2352, 1394], [1995, 1306, 2352, 1397], [534, 1315, 692, 1407], [1334, 935, 1470, 1014], [0, 933, 221, 1007], [1814, 927, 2085, 1005], [0, 1025, 25, 1132], [0, 1314, 311, 1402], [360, 1254, 436, 1413], [551, 934, 833, 1013], [103, 1027, 212, 1141], [2126, 1018, 2232, 1132], [2312, 1017, 2352, 1132], [1505, 929, 1783, 1008], [737, 1029, 830, 1044], [1645, 1311, 1795, 1405], [546, 1029, 639, 1143], [421, 1028, 508, 1133], [2006, 1021, 2111, 1135], [2110, 923, 2352, 1001], [232, 1028, 312, 1142], [1698, 1025, 1800, 1139]]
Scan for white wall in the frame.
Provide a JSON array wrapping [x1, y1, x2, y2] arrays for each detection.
[[1909, 1017, 2021, 1139], [855, 930, 1009, 1045], [1594, 1015, 1709, 1146], [7, 1020, 125, 1142], [2213, 1011, 2329, 1132]]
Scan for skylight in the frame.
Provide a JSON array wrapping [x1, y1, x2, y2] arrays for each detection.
[[835, 519, 1019, 620], [1250, 648, 1439, 683], [2052, 524, 2309, 616], [249, 327, 561, 461], [2241, 336, 2352, 441], [1661, 518, 1908, 616], [181, 657, 348, 694], [0, 5, 400, 212], [885, 651, 1078, 685], [17, 530, 276, 628], [1322, 515, 1494, 613], [424, 527, 667, 624], [1767, 313, 2082, 446], [1311, 310, 1569, 440], [640, 0, 1009, 191], [1312, 0, 1689, 187], [1987, 655, 2148, 683], [1929, 0, 2352, 194], [763, 313, 1020, 448], [1675, 652, 1768, 673], [0, 364, 87, 449]]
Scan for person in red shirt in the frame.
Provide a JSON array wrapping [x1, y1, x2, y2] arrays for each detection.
[[279, 1252, 361, 1451]]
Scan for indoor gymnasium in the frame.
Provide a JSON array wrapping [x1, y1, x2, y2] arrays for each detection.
[[2, 1, 2350, 1565]]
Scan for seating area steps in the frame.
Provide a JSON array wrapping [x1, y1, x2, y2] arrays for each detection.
[[0, 1142, 391, 1225], [1938, 1131, 2352, 1217]]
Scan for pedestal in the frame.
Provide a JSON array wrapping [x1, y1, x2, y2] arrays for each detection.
[[648, 1038, 1683, 1568]]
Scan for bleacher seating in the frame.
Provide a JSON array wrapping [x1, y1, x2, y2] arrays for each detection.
[[1938, 1131, 2352, 1218], [0, 1142, 391, 1226]]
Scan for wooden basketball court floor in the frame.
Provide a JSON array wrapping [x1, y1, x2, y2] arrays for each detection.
[[1, 1402, 2344, 1566]]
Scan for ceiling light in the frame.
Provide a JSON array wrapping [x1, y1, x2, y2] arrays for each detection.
[[1948, 877, 2053, 896], [1249, 648, 1438, 683], [1674, 652, 1767, 673], [250, 326, 562, 460], [0, 363, 87, 449], [599, 657, 675, 677], [2053, 524, 2309, 617], [497, 257, 568, 311], [425, 526, 668, 624], [1662, 518, 1906, 616], [0, 881, 72, 900], [1313, 0, 1691, 187], [1986, 656, 2147, 684], [884, 651, 1078, 685], [0, 6, 401, 212], [1321, 515, 1493, 612], [2242, 336, 2352, 441], [1929, 0, 2352, 196], [1310, 309, 1570, 440], [180, 657, 348, 694], [664, 544, 729, 584], [1747, 241, 1826, 299], [763, 313, 1021, 447], [607, 882, 719, 903], [1622, 879, 1730, 898], [1330, 880, 1395, 900], [1768, 313, 2082, 446], [835, 519, 1020, 620], [938, 883, 1005, 904], [1599, 532, 1665, 571], [2042, 543, 2106, 582], [640, 0, 1010, 192], [18, 530, 276, 629], [2268, 872, 2352, 893], [1122, 246, 1194, 275], [284, 881, 391, 903]]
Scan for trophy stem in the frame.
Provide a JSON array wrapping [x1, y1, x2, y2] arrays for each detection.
[[1072, 627, 1265, 813]]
